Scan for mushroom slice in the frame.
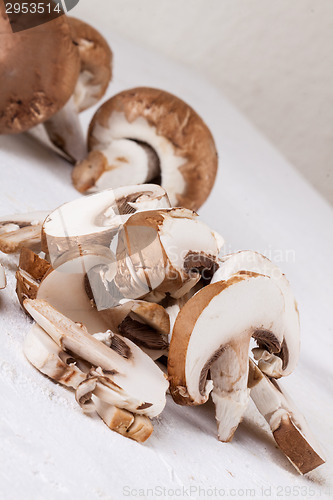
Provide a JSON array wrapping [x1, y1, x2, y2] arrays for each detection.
[[0, 264, 6, 289], [41, 184, 170, 262], [23, 323, 88, 388], [68, 17, 113, 113], [24, 299, 168, 417], [0, 211, 48, 254], [16, 249, 51, 307], [211, 251, 300, 376], [91, 396, 154, 443], [71, 87, 218, 210], [168, 272, 299, 442], [248, 360, 325, 474], [24, 323, 152, 442], [97, 208, 223, 307], [36, 249, 114, 334]]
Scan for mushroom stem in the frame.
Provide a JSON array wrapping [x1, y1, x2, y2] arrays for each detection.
[[210, 339, 250, 442], [248, 359, 325, 474], [43, 97, 87, 163]]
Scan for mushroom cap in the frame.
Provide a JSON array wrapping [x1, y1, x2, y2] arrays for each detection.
[[84, 87, 218, 210], [0, 10, 80, 134], [168, 272, 299, 406], [68, 17, 113, 112]]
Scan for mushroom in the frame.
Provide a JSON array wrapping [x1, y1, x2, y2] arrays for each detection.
[[24, 298, 169, 417], [41, 184, 170, 263], [68, 17, 113, 113], [0, 211, 49, 254], [211, 251, 300, 377], [90, 207, 223, 308], [0, 264, 6, 289], [248, 359, 325, 474], [23, 323, 89, 388], [168, 270, 300, 442], [94, 399, 153, 443], [0, 8, 85, 162], [24, 323, 153, 442], [71, 87, 218, 210], [35, 248, 115, 333]]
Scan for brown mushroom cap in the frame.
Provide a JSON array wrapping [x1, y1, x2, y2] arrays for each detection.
[[0, 10, 80, 134], [85, 87, 218, 210], [68, 17, 112, 112]]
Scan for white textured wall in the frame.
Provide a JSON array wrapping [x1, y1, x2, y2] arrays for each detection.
[[74, 0, 333, 204]]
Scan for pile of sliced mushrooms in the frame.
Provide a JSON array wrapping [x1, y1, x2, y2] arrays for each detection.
[[0, 10, 325, 476]]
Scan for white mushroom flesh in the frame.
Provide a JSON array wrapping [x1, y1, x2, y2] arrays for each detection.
[[91, 112, 186, 205], [211, 251, 300, 376], [24, 299, 168, 417]]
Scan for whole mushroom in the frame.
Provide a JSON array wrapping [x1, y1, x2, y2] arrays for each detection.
[[72, 87, 218, 210], [0, 7, 85, 162]]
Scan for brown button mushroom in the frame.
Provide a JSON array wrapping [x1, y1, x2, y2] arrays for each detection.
[[67, 17, 113, 113], [0, 8, 80, 135], [72, 87, 218, 210]]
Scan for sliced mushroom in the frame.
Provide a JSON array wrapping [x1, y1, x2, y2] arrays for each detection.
[[211, 251, 300, 376], [168, 271, 300, 442], [0, 211, 49, 254], [41, 184, 170, 263], [36, 248, 114, 333], [0, 10, 80, 135], [0, 264, 6, 289], [16, 248, 51, 307], [93, 208, 223, 308], [68, 17, 113, 113], [248, 359, 325, 474], [93, 399, 153, 443], [23, 323, 88, 388], [24, 299, 169, 417], [24, 323, 152, 442], [72, 87, 218, 210]]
